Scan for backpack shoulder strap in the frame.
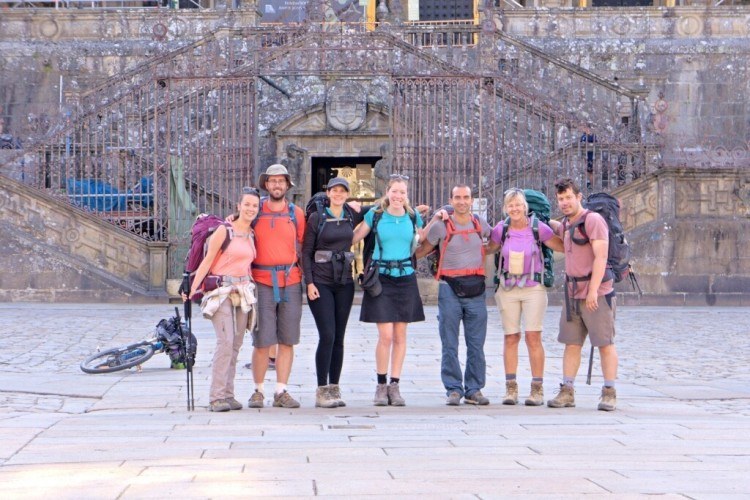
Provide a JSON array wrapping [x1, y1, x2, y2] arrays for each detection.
[[288, 201, 297, 230], [500, 216, 511, 244], [568, 211, 590, 245], [530, 214, 540, 245]]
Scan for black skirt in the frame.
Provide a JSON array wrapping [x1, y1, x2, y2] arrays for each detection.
[[360, 273, 425, 324]]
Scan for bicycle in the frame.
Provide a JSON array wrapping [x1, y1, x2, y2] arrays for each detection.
[[80, 308, 196, 374]]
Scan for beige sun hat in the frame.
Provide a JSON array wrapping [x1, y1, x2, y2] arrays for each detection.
[[258, 164, 294, 189]]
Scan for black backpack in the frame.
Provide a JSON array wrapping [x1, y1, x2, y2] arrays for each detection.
[[566, 192, 641, 294], [305, 191, 354, 243]]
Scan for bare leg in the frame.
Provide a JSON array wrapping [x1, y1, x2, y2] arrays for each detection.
[[503, 333, 521, 376], [562, 344, 583, 380], [599, 344, 618, 381], [274, 343, 294, 384], [252, 346, 270, 384], [525, 331, 544, 378], [389, 322, 408, 379], [376, 322, 394, 375]]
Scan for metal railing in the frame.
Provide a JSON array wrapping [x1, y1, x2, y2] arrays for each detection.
[[0, 0, 207, 8]]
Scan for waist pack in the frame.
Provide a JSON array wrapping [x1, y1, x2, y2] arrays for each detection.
[[444, 275, 486, 298], [358, 259, 382, 297]]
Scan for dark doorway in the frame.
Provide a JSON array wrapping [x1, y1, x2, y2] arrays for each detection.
[[311, 156, 381, 201]]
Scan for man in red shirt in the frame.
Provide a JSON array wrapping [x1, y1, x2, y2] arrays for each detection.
[[248, 164, 306, 409], [547, 178, 618, 411]]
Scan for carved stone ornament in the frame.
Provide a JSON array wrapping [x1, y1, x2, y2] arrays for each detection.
[[326, 81, 367, 132]]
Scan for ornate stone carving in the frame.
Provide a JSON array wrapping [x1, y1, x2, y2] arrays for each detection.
[[372, 143, 392, 198], [281, 143, 307, 206], [326, 81, 367, 132]]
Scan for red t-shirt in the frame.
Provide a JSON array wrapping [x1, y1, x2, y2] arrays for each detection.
[[251, 200, 306, 287], [558, 210, 614, 299]]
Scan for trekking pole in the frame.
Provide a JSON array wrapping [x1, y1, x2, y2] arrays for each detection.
[[174, 305, 194, 411], [585, 344, 594, 385]]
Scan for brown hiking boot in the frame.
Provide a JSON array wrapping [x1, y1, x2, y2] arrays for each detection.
[[208, 400, 231, 412], [547, 384, 575, 408], [273, 390, 300, 408], [502, 380, 519, 405], [373, 383, 388, 406], [524, 381, 544, 406], [598, 386, 617, 411], [315, 385, 338, 409], [387, 382, 405, 406], [329, 384, 346, 407], [247, 390, 264, 409], [225, 397, 243, 410]]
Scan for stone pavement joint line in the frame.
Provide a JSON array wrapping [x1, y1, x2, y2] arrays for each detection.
[[0, 303, 749, 497]]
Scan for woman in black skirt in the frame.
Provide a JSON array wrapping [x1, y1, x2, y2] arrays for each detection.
[[353, 175, 425, 407]]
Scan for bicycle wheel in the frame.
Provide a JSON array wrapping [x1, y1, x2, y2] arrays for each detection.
[[80, 343, 155, 374]]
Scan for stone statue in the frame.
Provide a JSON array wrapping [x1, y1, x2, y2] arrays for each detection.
[[281, 143, 307, 206], [372, 143, 392, 198]]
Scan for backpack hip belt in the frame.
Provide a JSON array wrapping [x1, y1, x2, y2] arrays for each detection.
[[220, 275, 253, 285], [375, 257, 413, 275], [252, 263, 297, 303]]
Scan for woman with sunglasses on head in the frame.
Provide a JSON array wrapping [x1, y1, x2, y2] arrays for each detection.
[[485, 188, 563, 407], [185, 187, 261, 413], [302, 177, 366, 408], [353, 174, 425, 407]]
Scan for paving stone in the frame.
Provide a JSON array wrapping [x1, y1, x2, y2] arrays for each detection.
[[0, 303, 748, 497]]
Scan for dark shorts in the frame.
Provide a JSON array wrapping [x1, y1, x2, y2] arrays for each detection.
[[558, 293, 616, 347], [253, 283, 303, 348], [359, 273, 425, 324]]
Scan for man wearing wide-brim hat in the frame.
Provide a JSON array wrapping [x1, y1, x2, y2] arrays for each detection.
[[248, 163, 306, 410]]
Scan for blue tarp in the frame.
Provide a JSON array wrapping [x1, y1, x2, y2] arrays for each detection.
[[66, 177, 153, 212]]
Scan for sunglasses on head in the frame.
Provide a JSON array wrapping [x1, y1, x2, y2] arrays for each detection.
[[504, 188, 523, 195], [390, 173, 410, 181], [242, 186, 260, 196]]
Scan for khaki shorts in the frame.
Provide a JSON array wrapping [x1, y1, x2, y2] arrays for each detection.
[[252, 283, 302, 348], [494, 284, 548, 334], [558, 294, 616, 347]]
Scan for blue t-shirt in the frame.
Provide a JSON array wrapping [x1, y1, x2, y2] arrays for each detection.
[[364, 209, 424, 277]]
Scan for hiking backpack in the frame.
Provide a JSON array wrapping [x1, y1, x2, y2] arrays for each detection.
[[305, 191, 355, 243], [496, 189, 555, 288], [431, 215, 486, 279], [183, 214, 233, 302], [566, 192, 641, 293], [251, 196, 298, 231], [361, 209, 418, 271]]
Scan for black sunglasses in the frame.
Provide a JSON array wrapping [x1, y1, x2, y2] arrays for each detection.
[[390, 173, 410, 181]]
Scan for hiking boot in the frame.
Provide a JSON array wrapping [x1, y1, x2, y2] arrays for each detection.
[[446, 391, 461, 406], [273, 390, 300, 408], [373, 383, 388, 406], [524, 381, 544, 406], [247, 390, 264, 409], [464, 390, 490, 406], [209, 400, 231, 412], [547, 384, 576, 408], [598, 386, 617, 412], [315, 385, 338, 409], [387, 382, 405, 406], [329, 384, 346, 407], [502, 380, 519, 405], [225, 397, 243, 411]]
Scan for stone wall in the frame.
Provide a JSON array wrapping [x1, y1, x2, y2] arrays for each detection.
[[0, 174, 168, 302], [614, 167, 750, 305]]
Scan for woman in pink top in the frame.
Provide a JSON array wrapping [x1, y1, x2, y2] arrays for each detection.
[[486, 189, 563, 407], [188, 187, 260, 412]]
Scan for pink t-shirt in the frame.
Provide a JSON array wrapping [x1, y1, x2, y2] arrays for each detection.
[[210, 233, 256, 278], [558, 210, 614, 299], [490, 219, 554, 287]]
